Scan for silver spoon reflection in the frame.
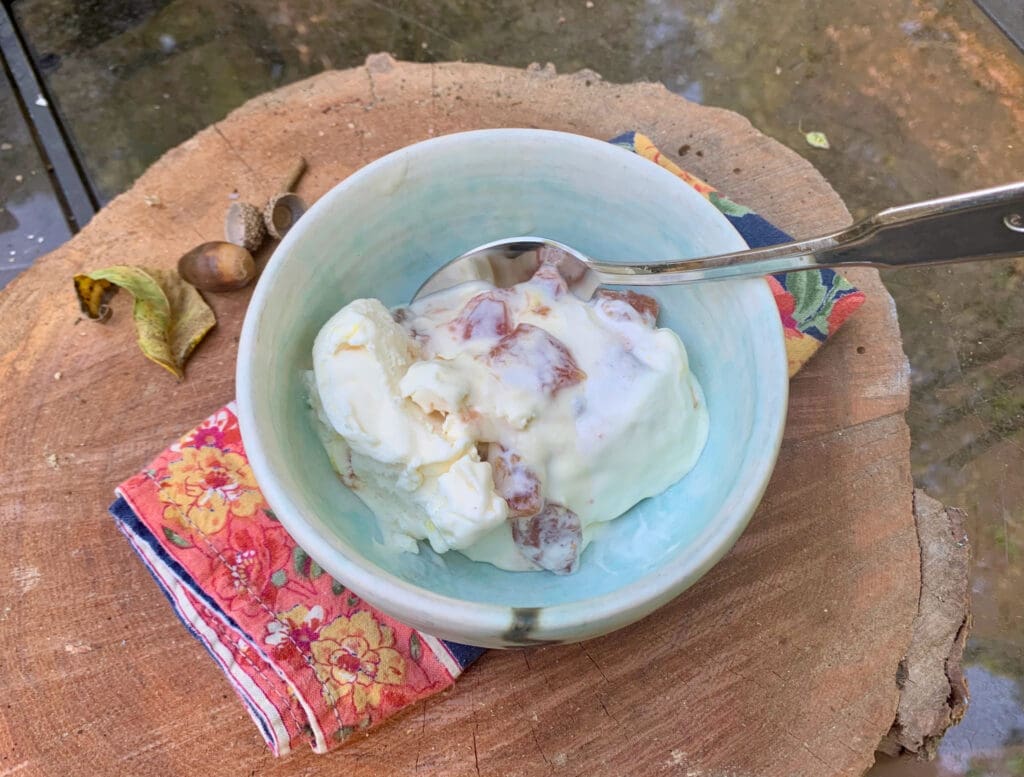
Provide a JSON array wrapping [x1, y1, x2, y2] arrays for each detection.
[[413, 181, 1024, 303]]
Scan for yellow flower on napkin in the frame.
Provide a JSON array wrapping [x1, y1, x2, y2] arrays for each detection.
[[310, 611, 407, 712], [159, 446, 262, 535]]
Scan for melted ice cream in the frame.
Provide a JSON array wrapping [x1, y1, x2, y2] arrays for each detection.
[[309, 259, 709, 574]]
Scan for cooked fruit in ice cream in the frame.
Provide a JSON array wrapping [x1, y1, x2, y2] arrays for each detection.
[[308, 256, 709, 574]]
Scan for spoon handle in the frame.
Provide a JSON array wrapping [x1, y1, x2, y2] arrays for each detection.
[[588, 181, 1024, 286]]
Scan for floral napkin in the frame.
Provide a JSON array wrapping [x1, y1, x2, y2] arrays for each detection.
[[110, 132, 865, 756]]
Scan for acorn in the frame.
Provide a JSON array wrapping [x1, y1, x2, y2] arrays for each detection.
[[178, 241, 256, 292], [263, 156, 308, 239], [225, 201, 266, 253], [263, 192, 307, 240]]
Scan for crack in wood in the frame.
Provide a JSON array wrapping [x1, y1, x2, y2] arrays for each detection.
[[365, 66, 380, 108], [530, 726, 552, 770], [472, 722, 481, 776], [211, 124, 262, 184], [580, 643, 611, 685], [597, 695, 619, 726]]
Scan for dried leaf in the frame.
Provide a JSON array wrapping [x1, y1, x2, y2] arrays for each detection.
[[74, 275, 117, 322], [73, 266, 215, 380], [805, 131, 831, 149]]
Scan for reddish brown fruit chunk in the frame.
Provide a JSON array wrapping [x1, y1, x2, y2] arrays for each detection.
[[529, 258, 570, 298], [593, 289, 660, 327], [449, 292, 512, 340], [487, 444, 543, 518], [483, 323, 585, 395], [336, 447, 360, 489], [512, 503, 582, 575]]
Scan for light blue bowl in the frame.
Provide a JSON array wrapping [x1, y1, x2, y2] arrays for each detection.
[[237, 129, 787, 648]]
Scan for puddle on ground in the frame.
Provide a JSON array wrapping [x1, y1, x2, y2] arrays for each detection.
[[0, 67, 72, 288]]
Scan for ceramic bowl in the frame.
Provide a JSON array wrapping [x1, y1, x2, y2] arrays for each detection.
[[237, 129, 787, 648]]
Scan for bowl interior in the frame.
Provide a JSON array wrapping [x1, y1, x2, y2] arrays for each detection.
[[239, 130, 785, 618]]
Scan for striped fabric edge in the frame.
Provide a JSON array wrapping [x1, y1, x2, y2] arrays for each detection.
[[117, 519, 292, 754], [111, 493, 331, 754], [110, 490, 483, 752]]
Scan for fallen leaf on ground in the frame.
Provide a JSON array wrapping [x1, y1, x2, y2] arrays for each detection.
[[805, 131, 831, 149], [73, 266, 216, 380], [74, 275, 117, 321]]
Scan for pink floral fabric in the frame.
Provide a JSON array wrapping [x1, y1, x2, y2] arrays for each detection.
[[116, 404, 467, 755]]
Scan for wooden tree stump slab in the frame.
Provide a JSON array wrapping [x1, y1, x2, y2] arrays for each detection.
[[0, 56, 962, 776]]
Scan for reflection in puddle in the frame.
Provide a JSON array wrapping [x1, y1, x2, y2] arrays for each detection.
[[938, 666, 1024, 774], [1, 189, 72, 267]]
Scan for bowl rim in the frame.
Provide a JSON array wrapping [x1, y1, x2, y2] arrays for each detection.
[[237, 128, 788, 644]]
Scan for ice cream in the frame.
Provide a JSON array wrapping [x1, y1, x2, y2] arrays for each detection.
[[308, 258, 709, 574]]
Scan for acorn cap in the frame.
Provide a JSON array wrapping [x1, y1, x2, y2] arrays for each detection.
[[263, 192, 307, 240], [225, 201, 267, 253]]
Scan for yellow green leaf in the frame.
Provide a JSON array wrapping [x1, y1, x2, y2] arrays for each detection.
[[73, 265, 215, 380], [805, 131, 830, 149], [153, 269, 217, 376]]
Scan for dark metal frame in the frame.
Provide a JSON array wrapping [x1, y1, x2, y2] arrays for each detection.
[[0, 1, 97, 232], [974, 0, 1024, 54]]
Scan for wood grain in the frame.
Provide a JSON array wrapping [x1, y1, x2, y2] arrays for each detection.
[[0, 56, 921, 777]]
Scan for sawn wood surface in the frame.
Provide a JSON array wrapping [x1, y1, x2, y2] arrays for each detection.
[[0, 56, 922, 777]]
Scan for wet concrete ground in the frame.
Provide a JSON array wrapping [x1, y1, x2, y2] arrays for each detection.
[[0, 50, 70, 288], [2, 1, 1023, 773]]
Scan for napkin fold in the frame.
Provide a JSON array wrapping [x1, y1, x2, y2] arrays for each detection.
[[111, 133, 865, 756]]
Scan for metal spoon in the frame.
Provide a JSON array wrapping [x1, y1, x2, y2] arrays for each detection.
[[414, 181, 1024, 302]]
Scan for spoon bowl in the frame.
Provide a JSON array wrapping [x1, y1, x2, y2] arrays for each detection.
[[414, 237, 601, 301]]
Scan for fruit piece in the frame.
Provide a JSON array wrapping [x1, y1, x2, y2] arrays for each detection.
[[593, 289, 660, 326], [449, 292, 511, 340], [531, 244, 593, 297], [512, 503, 582, 574], [483, 323, 585, 395], [530, 261, 569, 297], [487, 444, 542, 518], [529, 246, 574, 297], [335, 446, 360, 489]]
